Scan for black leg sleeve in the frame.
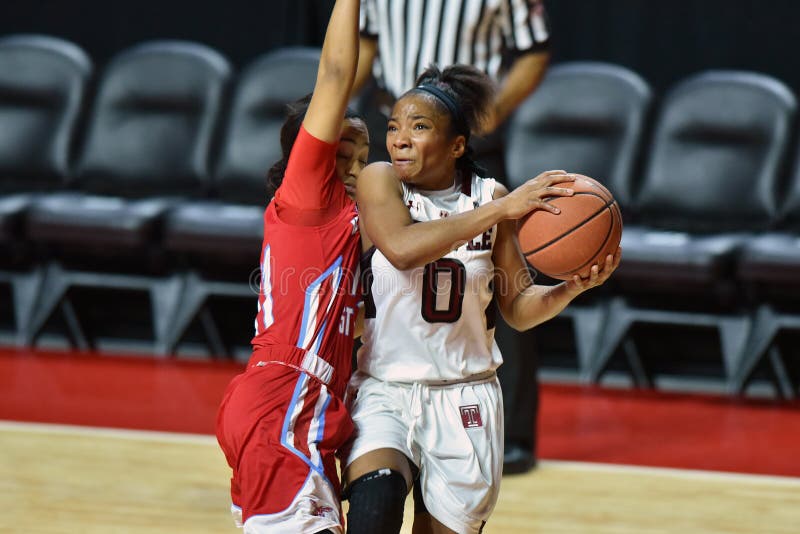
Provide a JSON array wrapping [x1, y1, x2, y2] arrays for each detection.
[[345, 469, 408, 534]]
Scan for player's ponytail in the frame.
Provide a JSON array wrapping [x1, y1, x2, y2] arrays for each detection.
[[412, 64, 496, 177]]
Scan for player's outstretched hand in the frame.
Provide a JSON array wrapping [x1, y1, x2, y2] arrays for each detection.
[[566, 247, 622, 294], [500, 170, 576, 219]]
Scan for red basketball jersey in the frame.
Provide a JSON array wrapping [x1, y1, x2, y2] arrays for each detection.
[[251, 126, 360, 398]]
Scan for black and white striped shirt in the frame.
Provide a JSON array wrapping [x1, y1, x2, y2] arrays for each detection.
[[360, 0, 551, 98]]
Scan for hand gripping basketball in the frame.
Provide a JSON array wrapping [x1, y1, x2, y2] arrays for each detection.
[[501, 170, 576, 219], [517, 174, 623, 280]]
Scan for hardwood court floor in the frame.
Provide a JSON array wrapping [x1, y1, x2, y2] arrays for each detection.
[[2, 348, 800, 532], [2, 421, 799, 534]]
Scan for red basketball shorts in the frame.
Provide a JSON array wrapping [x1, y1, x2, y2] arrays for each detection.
[[216, 363, 354, 533]]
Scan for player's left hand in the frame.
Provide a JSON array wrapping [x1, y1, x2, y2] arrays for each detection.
[[566, 247, 622, 294]]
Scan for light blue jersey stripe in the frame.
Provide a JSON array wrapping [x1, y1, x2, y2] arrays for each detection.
[[280, 373, 329, 480], [296, 255, 344, 350]]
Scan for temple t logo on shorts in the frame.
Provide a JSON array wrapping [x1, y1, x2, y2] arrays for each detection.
[[460, 405, 483, 428]]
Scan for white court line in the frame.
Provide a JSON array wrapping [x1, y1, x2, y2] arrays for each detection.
[[0, 419, 217, 446], [539, 459, 800, 486], [3, 419, 799, 486]]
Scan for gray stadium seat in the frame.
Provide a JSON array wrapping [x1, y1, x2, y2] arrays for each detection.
[[588, 71, 796, 389], [502, 61, 652, 379], [160, 47, 320, 356], [505, 61, 653, 212], [0, 34, 92, 344], [23, 40, 231, 352], [733, 147, 800, 398]]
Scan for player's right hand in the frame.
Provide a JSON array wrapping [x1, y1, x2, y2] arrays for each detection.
[[501, 170, 576, 219]]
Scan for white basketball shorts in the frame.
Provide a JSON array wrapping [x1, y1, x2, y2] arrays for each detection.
[[344, 371, 504, 534]]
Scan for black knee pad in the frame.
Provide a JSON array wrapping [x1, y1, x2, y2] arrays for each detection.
[[344, 468, 407, 534]]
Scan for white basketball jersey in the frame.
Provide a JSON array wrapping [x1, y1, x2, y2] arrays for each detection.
[[358, 173, 504, 382]]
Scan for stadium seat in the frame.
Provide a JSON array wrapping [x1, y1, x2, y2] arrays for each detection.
[[23, 40, 231, 352], [587, 71, 796, 389], [505, 61, 653, 212], [160, 47, 320, 356], [0, 35, 92, 344], [732, 147, 800, 398], [502, 62, 652, 378]]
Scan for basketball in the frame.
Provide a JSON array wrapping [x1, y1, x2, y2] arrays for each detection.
[[517, 175, 622, 280]]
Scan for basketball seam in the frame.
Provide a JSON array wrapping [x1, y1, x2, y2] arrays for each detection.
[[521, 195, 617, 256], [545, 207, 620, 277]]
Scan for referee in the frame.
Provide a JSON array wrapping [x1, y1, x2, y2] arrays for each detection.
[[351, 0, 552, 476]]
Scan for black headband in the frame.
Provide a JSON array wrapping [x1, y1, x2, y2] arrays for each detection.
[[414, 84, 470, 139]]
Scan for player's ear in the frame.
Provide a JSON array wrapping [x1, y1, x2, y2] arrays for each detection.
[[451, 135, 466, 159]]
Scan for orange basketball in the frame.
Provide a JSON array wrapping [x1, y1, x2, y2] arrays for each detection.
[[517, 175, 622, 280]]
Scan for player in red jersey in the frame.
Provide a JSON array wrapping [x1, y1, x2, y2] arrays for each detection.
[[215, 0, 368, 532]]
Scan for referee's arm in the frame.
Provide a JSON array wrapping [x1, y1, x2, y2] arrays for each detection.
[[486, 0, 552, 133], [487, 48, 550, 134], [352, 34, 378, 97]]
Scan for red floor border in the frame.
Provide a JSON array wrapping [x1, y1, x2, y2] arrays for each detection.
[[2, 348, 799, 477]]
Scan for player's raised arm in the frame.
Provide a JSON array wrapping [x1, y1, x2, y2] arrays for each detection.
[[303, 0, 360, 144], [273, 0, 365, 217]]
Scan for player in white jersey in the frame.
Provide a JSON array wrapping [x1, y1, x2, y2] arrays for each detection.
[[360, 172, 503, 383], [343, 64, 621, 534]]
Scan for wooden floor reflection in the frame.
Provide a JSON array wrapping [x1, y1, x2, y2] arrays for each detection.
[[2, 421, 798, 533]]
